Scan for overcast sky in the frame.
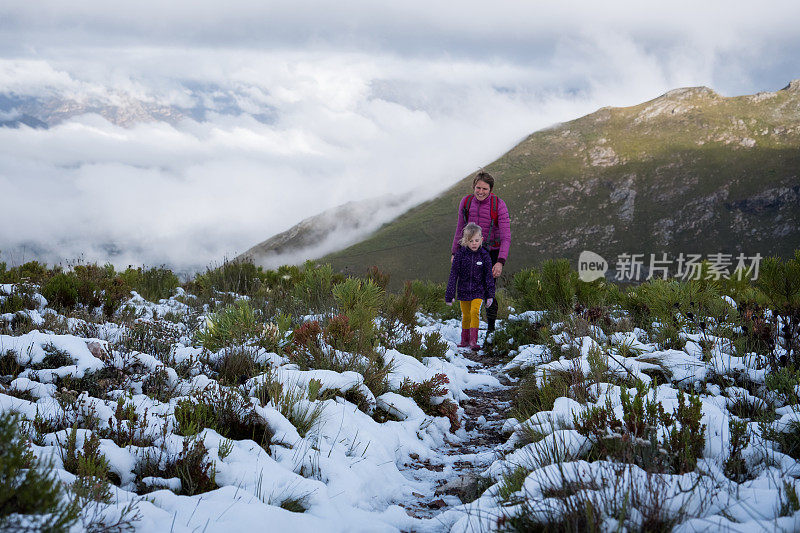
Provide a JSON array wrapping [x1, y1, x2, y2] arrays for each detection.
[[1, 1, 799, 271]]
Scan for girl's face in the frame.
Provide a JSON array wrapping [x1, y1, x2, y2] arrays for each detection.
[[467, 234, 483, 251], [473, 180, 491, 201]]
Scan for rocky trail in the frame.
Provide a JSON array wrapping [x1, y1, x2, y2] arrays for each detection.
[[396, 348, 514, 528]]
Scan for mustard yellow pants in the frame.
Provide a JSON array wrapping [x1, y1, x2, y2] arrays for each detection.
[[460, 299, 483, 329]]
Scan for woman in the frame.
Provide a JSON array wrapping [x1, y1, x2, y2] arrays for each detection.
[[451, 170, 511, 342]]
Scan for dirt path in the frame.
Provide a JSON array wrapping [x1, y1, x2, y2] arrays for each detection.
[[396, 349, 514, 526]]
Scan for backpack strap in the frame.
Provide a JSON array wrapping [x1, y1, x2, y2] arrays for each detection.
[[488, 194, 501, 248], [461, 194, 474, 223]]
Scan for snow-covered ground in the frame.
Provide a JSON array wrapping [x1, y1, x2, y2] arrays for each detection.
[[3, 283, 800, 532]]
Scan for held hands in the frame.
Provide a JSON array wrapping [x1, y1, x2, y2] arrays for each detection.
[[492, 262, 503, 278]]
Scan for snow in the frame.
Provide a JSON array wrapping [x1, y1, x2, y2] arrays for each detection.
[[3, 283, 799, 532]]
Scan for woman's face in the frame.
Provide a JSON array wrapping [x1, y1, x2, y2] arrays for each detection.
[[473, 180, 491, 201], [468, 234, 483, 251]]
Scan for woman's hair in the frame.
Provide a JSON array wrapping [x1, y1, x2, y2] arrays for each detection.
[[459, 222, 483, 247], [473, 170, 494, 190]]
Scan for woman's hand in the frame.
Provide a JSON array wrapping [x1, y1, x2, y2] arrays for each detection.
[[492, 262, 503, 278]]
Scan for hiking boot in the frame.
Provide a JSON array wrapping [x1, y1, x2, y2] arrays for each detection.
[[469, 328, 480, 351], [457, 328, 470, 348]]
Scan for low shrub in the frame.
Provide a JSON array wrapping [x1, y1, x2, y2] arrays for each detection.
[[42, 273, 80, 311], [120, 266, 180, 302], [396, 373, 460, 432], [174, 387, 272, 449], [395, 330, 449, 361], [0, 260, 50, 284], [332, 277, 384, 350], [189, 260, 264, 297], [118, 319, 182, 360], [512, 370, 571, 420], [291, 263, 339, 313], [576, 383, 706, 474], [0, 412, 80, 531], [136, 437, 217, 496], [254, 375, 325, 438], [755, 252, 800, 368], [195, 300, 260, 352], [58, 427, 112, 483], [409, 280, 459, 319], [510, 259, 578, 313], [211, 346, 266, 386]]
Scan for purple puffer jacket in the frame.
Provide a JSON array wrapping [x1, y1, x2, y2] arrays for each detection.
[[445, 246, 496, 303], [450, 193, 511, 263]]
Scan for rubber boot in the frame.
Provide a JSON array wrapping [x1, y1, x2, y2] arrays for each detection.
[[469, 328, 480, 351], [457, 328, 470, 348]]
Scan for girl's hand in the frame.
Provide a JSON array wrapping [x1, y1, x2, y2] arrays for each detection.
[[486, 298, 493, 308]]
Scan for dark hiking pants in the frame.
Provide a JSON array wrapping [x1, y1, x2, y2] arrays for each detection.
[[486, 249, 500, 332]]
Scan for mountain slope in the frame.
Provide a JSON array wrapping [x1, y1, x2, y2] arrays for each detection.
[[237, 194, 411, 269], [320, 82, 800, 284]]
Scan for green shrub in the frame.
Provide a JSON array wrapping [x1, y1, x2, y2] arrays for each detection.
[[254, 374, 325, 438], [0, 260, 50, 284], [291, 263, 339, 313], [510, 259, 578, 313], [665, 390, 706, 473], [383, 281, 420, 327], [0, 412, 80, 531], [136, 437, 217, 496], [394, 330, 449, 361], [58, 427, 112, 482], [766, 365, 800, 404], [42, 273, 80, 311], [396, 373, 460, 432], [173, 388, 272, 448], [619, 278, 731, 349], [195, 300, 260, 352], [118, 319, 181, 359], [211, 346, 266, 386], [575, 382, 705, 474], [120, 266, 179, 302], [513, 370, 571, 420], [332, 277, 384, 351], [724, 418, 751, 482], [189, 260, 264, 297], [0, 284, 41, 314], [755, 251, 800, 367], [409, 280, 459, 319], [489, 317, 550, 358]]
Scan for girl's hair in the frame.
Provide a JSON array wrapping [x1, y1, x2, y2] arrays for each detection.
[[473, 170, 494, 190], [459, 222, 483, 247]]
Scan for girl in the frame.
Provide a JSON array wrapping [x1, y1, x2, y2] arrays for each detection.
[[445, 222, 495, 351]]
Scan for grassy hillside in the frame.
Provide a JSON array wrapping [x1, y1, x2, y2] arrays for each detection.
[[322, 82, 800, 286]]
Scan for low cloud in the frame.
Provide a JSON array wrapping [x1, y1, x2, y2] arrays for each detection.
[[1, 4, 799, 271]]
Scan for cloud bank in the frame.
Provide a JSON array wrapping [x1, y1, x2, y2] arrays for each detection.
[[0, 1, 798, 271]]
